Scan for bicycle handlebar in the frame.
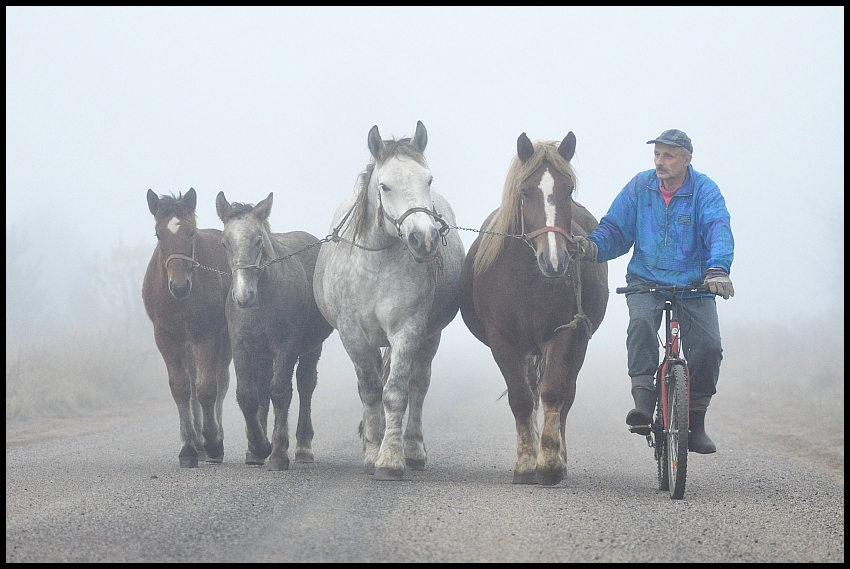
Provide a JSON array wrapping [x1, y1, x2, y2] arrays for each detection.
[[615, 283, 713, 295]]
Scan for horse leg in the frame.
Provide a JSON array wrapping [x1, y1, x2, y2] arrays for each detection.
[[155, 330, 202, 468], [294, 345, 322, 463], [404, 333, 440, 470], [195, 337, 225, 463], [374, 334, 425, 481], [490, 334, 538, 484], [233, 346, 272, 465], [537, 332, 587, 486], [344, 341, 384, 475], [267, 354, 297, 471]]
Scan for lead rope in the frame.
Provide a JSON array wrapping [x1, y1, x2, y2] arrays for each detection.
[[553, 241, 594, 339]]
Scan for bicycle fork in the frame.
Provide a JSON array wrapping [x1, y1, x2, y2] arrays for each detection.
[[645, 299, 690, 448]]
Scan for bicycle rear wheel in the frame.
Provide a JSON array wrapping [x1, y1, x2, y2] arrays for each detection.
[[654, 384, 669, 491], [667, 362, 689, 499]]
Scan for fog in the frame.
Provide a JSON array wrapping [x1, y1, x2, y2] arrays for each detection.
[[6, 7, 844, 420]]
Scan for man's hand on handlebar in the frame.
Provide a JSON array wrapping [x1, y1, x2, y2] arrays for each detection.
[[703, 268, 734, 300]]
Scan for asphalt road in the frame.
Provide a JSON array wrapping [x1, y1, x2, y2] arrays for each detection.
[[6, 332, 844, 563]]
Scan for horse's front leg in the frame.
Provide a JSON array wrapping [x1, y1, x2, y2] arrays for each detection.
[[404, 333, 441, 471], [294, 345, 322, 463], [194, 332, 228, 463], [268, 352, 297, 471], [537, 331, 587, 486], [233, 345, 273, 465], [373, 334, 419, 481], [154, 329, 203, 468], [344, 342, 384, 475], [489, 333, 538, 484]]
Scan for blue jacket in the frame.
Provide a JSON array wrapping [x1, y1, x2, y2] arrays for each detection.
[[587, 165, 734, 294]]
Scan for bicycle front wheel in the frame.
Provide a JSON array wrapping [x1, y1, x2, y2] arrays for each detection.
[[667, 362, 689, 499], [654, 384, 669, 491]]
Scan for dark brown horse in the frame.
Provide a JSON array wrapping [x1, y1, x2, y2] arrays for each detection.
[[216, 191, 333, 471], [143, 188, 232, 468], [459, 132, 608, 485]]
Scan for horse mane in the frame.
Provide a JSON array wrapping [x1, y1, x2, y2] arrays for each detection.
[[155, 192, 197, 225], [346, 137, 429, 245], [218, 202, 276, 262], [473, 140, 578, 275]]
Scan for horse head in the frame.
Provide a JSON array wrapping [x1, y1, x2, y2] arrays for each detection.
[[516, 132, 577, 278], [216, 191, 275, 308], [367, 121, 445, 262], [147, 188, 198, 299]]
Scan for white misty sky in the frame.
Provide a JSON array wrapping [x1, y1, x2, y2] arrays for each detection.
[[6, 6, 845, 335]]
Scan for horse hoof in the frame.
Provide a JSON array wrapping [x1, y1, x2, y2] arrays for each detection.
[[373, 467, 404, 481], [536, 469, 564, 487], [405, 458, 427, 470], [512, 471, 537, 485], [295, 450, 315, 463], [205, 455, 224, 464], [364, 464, 376, 475], [267, 459, 290, 471], [179, 456, 199, 468], [245, 452, 265, 466]]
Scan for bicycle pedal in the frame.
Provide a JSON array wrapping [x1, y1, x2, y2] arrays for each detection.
[[629, 424, 652, 436]]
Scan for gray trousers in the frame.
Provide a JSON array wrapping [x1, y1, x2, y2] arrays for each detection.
[[625, 291, 723, 413]]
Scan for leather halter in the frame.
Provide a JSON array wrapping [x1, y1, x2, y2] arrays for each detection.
[[520, 199, 574, 244], [377, 190, 450, 245], [164, 238, 198, 270]]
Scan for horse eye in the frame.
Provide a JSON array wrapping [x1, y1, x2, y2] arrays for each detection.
[[255, 237, 263, 247], [155, 232, 160, 240], [428, 177, 433, 186], [190, 230, 195, 238], [221, 241, 227, 249], [379, 183, 390, 192]]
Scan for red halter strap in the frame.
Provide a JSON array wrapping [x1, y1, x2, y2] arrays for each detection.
[[520, 200, 574, 243]]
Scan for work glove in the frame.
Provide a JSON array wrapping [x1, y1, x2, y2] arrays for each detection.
[[703, 268, 734, 299], [574, 236, 598, 262]]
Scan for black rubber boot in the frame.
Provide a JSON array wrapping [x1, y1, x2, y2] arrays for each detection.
[[626, 389, 656, 435], [689, 410, 716, 454]]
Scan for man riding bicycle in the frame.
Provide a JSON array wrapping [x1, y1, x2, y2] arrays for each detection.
[[575, 129, 734, 454]]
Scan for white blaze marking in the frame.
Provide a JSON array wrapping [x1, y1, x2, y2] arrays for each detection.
[[539, 169, 560, 269], [167, 217, 180, 234]]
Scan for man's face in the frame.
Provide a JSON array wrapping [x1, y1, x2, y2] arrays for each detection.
[[653, 143, 691, 186]]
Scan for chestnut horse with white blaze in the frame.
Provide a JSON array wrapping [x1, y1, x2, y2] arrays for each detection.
[[459, 132, 608, 485]]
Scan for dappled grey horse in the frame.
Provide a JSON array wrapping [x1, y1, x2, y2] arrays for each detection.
[[217, 191, 333, 470], [313, 121, 465, 480]]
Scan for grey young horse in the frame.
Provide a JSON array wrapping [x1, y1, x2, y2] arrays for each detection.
[[216, 191, 333, 471], [313, 121, 465, 480]]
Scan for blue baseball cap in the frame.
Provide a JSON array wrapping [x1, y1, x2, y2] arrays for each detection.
[[646, 129, 693, 154]]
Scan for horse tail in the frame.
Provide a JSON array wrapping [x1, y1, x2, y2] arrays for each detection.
[[496, 353, 545, 403], [357, 347, 392, 439], [380, 346, 392, 386]]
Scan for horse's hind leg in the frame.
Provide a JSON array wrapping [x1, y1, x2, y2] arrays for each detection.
[[404, 333, 440, 471], [294, 346, 322, 463]]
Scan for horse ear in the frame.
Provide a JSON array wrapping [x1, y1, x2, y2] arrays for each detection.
[[558, 132, 576, 162], [254, 192, 273, 221], [147, 189, 159, 216], [184, 187, 197, 213], [215, 191, 230, 222], [412, 120, 428, 153], [517, 132, 534, 163], [368, 125, 384, 160]]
